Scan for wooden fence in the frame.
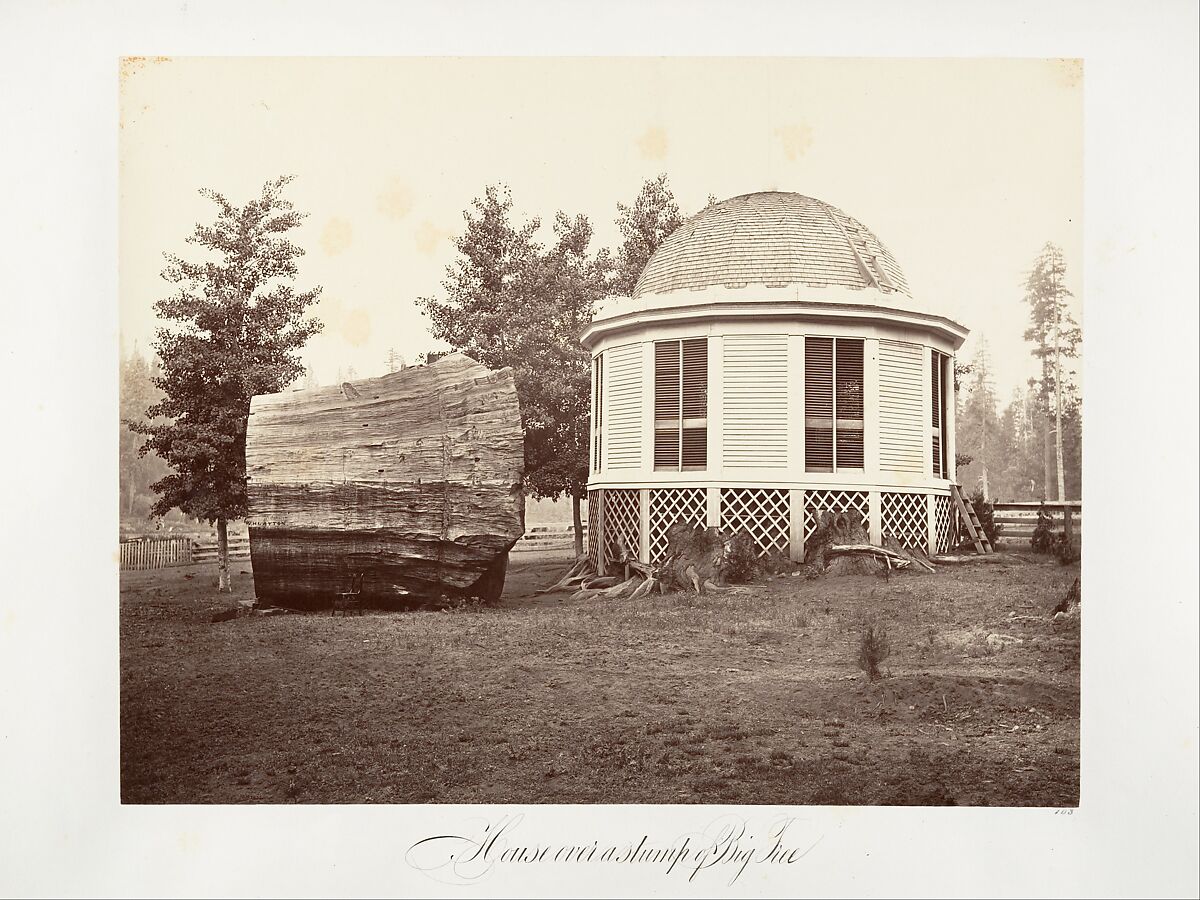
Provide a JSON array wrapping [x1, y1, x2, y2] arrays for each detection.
[[512, 523, 587, 553], [192, 536, 251, 564], [119, 534, 251, 570], [991, 501, 1082, 546], [119, 536, 195, 571]]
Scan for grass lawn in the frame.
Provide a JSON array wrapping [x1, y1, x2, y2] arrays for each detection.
[[120, 552, 1080, 805]]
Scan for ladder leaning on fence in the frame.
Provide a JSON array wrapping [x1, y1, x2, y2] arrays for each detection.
[[950, 484, 994, 555]]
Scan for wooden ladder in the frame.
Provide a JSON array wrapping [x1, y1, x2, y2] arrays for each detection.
[[950, 484, 994, 554]]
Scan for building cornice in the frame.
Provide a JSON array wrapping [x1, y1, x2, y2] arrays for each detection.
[[581, 294, 969, 351]]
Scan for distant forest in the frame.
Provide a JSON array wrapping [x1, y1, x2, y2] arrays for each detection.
[[954, 340, 1082, 502]]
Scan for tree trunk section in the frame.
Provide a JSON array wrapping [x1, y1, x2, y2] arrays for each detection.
[[243, 353, 524, 609], [572, 492, 584, 558], [216, 517, 230, 593], [806, 511, 887, 576]]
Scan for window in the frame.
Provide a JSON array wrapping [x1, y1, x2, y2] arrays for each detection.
[[654, 338, 708, 470], [591, 353, 603, 472], [805, 336, 864, 472], [931, 349, 948, 478]]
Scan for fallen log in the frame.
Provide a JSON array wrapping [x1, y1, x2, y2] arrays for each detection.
[[829, 544, 912, 568], [804, 511, 885, 576], [244, 353, 524, 609], [881, 535, 936, 572]]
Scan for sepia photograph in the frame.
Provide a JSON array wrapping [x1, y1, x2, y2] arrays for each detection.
[[3, 2, 1198, 897], [118, 56, 1084, 807]]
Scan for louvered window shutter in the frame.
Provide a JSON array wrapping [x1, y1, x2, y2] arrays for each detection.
[[835, 339, 865, 468], [931, 350, 945, 478], [654, 338, 708, 470], [654, 340, 681, 469], [681, 338, 708, 469], [806, 336, 864, 472], [804, 337, 834, 471]]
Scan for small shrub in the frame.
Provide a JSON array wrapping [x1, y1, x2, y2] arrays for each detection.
[[857, 621, 892, 681], [1030, 502, 1056, 554], [722, 530, 762, 583], [1031, 502, 1080, 562]]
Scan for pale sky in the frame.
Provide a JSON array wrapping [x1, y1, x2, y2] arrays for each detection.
[[119, 57, 1083, 398]]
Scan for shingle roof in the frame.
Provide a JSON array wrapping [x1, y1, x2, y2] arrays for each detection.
[[632, 192, 911, 300]]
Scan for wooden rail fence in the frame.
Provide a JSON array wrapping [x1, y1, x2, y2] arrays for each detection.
[[512, 523, 587, 553], [119, 534, 251, 570], [119, 536, 195, 571], [991, 501, 1082, 545], [192, 536, 251, 564]]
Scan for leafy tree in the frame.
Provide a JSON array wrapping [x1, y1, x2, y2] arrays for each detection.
[[522, 213, 610, 551], [1023, 242, 1082, 502], [130, 176, 323, 591], [610, 174, 682, 296], [419, 187, 608, 555]]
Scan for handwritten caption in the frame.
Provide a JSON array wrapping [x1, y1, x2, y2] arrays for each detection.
[[406, 813, 822, 886]]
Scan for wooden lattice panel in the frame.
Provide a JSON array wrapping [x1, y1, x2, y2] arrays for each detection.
[[882, 491, 928, 550], [587, 489, 600, 566], [721, 488, 790, 558], [602, 489, 641, 569], [933, 494, 953, 554], [803, 489, 869, 548], [649, 487, 708, 563]]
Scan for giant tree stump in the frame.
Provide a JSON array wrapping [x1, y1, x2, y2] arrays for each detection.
[[804, 510, 887, 576], [244, 353, 524, 609]]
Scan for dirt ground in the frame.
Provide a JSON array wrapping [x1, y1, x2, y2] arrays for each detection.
[[120, 553, 1080, 806]]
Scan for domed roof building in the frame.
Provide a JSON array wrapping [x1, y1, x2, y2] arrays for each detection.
[[582, 191, 969, 569]]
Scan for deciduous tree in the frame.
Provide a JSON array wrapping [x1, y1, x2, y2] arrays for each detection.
[[130, 176, 323, 590], [420, 187, 608, 555], [610, 174, 682, 296]]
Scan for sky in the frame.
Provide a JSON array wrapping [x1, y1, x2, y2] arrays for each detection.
[[119, 57, 1083, 399]]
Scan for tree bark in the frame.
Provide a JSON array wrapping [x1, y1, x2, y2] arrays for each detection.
[[1042, 422, 1054, 500], [572, 491, 584, 558], [243, 353, 524, 608], [216, 516, 230, 592]]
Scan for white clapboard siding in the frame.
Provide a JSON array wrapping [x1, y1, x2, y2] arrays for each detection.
[[604, 343, 643, 469], [878, 339, 925, 473], [723, 334, 789, 468]]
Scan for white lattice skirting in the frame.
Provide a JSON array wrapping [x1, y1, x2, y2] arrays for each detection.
[[933, 493, 953, 553], [721, 488, 790, 558], [803, 489, 869, 548], [589, 487, 951, 567], [649, 488, 708, 563], [881, 491, 927, 550], [601, 488, 641, 569], [586, 489, 600, 567]]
